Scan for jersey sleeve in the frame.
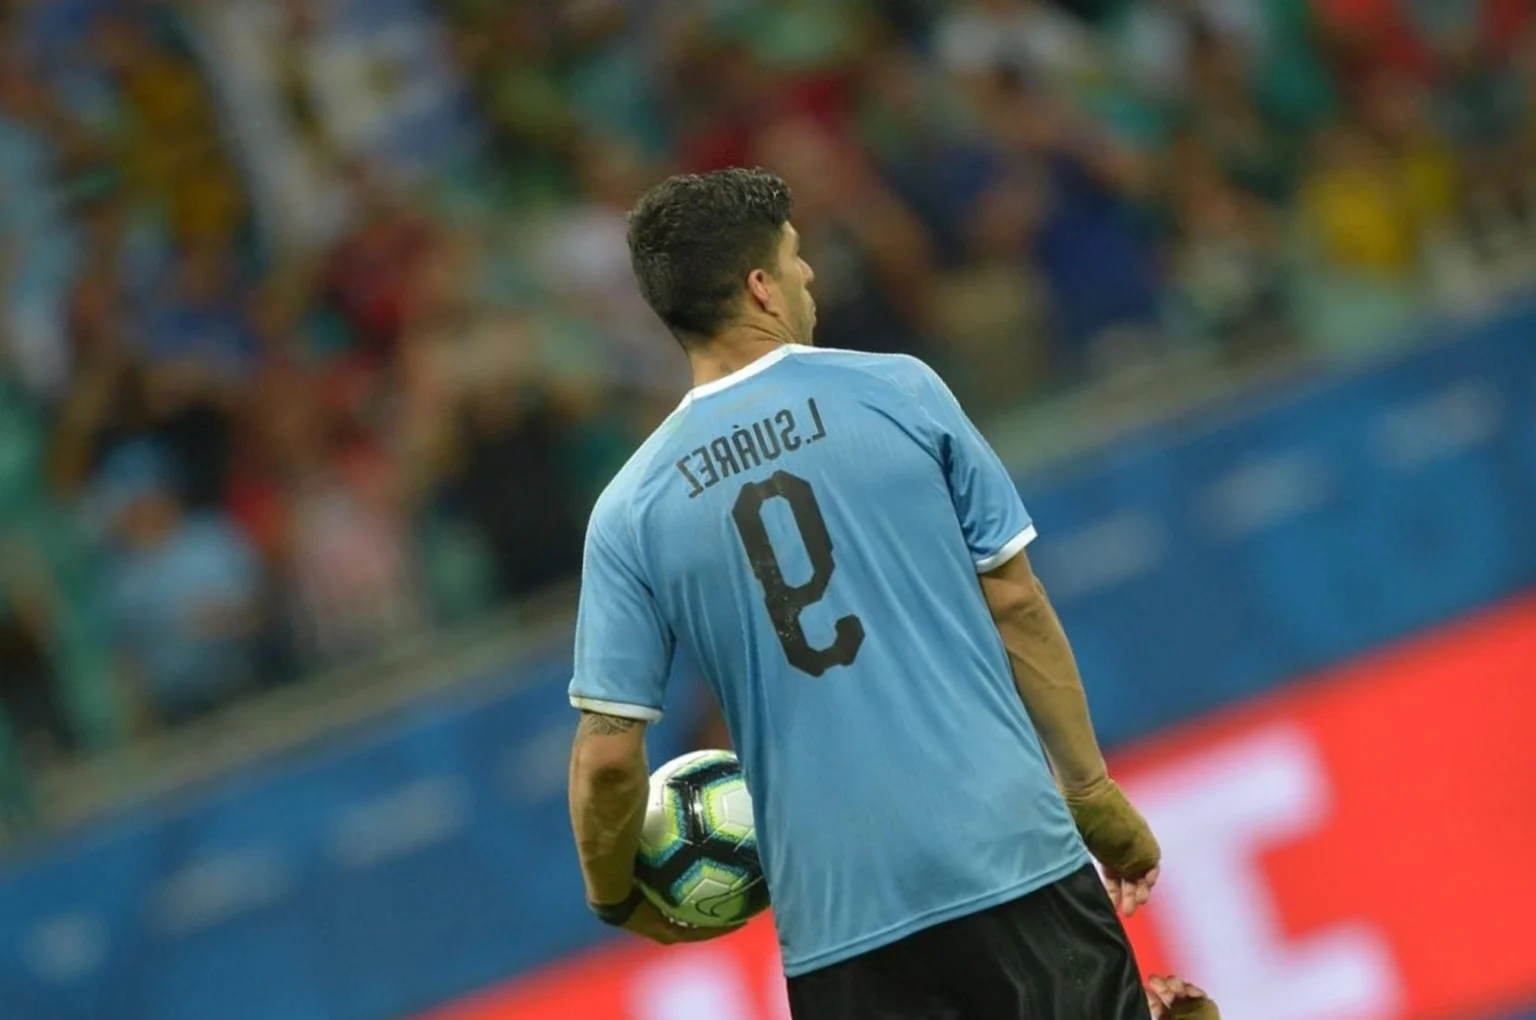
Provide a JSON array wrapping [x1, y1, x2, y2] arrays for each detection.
[[912, 361, 1036, 572], [568, 502, 675, 721]]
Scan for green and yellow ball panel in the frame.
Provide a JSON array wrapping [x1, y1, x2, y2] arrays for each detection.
[[635, 750, 770, 928]]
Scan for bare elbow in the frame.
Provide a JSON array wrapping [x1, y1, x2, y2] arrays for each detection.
[[987, 578, 1048, 626], [570, 713, 650, 792], [980, 550, 1050, 625], [573, 747, 647, 790]]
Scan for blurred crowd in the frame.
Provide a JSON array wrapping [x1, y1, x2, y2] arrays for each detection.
[[0, 0, 1534, 807]]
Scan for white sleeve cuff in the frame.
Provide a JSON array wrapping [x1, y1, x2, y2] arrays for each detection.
[[570, 696, 663, 722], [974, 524, 1038, 573]]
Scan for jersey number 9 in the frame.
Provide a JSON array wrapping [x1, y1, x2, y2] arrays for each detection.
[[731, 470, 865, 677]]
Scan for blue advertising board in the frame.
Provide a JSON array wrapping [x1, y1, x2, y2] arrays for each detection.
[[1027, 305, 1536, 745], [0, 650, 711, 1020], [0, 306, 1531, 1020]]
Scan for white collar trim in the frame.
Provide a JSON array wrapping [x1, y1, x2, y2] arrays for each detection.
[[680, 344, 800, 406]]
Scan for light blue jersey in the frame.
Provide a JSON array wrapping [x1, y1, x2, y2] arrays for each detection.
[[569, 346, 1088, 976]]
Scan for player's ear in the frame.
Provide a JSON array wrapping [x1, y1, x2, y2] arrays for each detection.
[[745, 267, 776, 315]]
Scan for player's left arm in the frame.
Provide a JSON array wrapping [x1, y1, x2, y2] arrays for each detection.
[[982, 550, 1160, 916], [565, 506, 728, 944], [1147, 975, 1221, 1019], [913, 358, 1161, 915]]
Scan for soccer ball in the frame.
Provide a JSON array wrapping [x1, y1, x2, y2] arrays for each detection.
[[635, 749, 770, 928]]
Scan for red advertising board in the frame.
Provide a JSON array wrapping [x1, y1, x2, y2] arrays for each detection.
[[429, 596, 1536, 1020]]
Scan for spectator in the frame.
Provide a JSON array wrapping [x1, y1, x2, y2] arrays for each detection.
[[856, 46, 1001, 265], [935, 0, 1104, 96], [531, 138, 688, 403], [1427, 37, 1532, 270], [0, 604, 63, 764], [755, 115, 937, 357], [927, 171, 1055, 411], [1357, 73, 1461, 234], [0, 0, 1533, 787], [1293, 121, 1426, 350], [237, 379, 426, 670], [668, 40, 781, 173], [1430, 31, 1524, 158], [1163, 141, 1286, 352], [454, 3, 581, 205], [94, 440, 262, 727], [50, 328, 236, 517], [190, 0, 360, 252], [710, 0, 876, 135], [321, 171, 438, 360], [47, 303, 147, 500], [1184, 29, 1305, 203], [1107, 0, 1205, 107], [1249, 0, 1341, 133], [1519, 24, 1536, 156], [1297, 122, 1419, 279], [555, 0, 674, 158], [142, 243, 260, 383], [401, 306, 585, 602], [978, 72, 1165, 379], [0, 387, 72, 765], [93, 11, 247, 247], [0, 63, 77, 406]]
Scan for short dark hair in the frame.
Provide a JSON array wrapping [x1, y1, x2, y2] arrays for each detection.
[[626, 168, 792, 343]]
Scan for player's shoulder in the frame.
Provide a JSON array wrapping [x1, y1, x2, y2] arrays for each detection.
[[789, 346, 944, 399], [587, 406, 691, 540]]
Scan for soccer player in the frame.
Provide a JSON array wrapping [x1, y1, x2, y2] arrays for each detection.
[[567, 168, 1163, 1019]]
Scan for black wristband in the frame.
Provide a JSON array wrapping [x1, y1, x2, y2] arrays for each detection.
[[590, 886, 645, 927]]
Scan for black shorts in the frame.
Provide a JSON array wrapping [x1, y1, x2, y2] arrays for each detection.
[[786, 863, 1152, 1020]]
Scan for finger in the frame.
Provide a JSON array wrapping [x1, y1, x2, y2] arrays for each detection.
[[643, 919, 683, 945], [1122, 881, 1142, 917], [636, 925, 680, 946], [658, 918, 699, 941], [1128, 872, 1157, 914], [1109, 877, 1127, 915], [627, 907, 700, 945], [673, 921, 743, 943]]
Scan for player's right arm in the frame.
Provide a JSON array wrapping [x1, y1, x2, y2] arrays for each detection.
[[907, 357, 1160, 916], [569, 710, 720, 945], [566, 498, 728, 945]]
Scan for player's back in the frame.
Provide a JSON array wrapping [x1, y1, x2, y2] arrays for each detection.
[[570, 346, 1086, 975]]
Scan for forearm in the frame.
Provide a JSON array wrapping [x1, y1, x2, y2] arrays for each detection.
[[568, 715, 650, 905], [992, 578, 1108, 793]]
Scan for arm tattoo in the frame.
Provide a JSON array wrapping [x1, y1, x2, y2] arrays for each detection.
[[580, 711, 642, 737]]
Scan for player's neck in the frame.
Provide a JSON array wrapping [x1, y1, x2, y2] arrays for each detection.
[[687, 327, 795, 391]]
